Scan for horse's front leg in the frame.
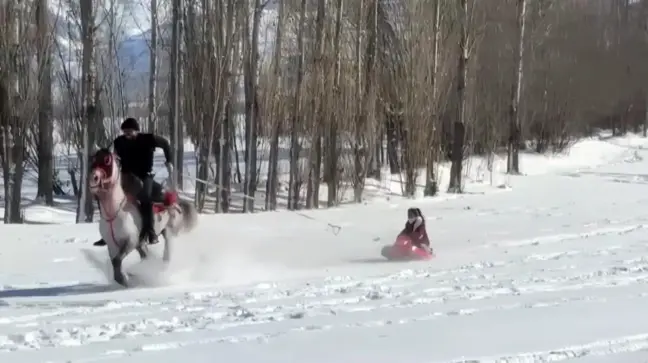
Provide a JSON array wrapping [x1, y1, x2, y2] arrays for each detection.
[[111, 242, 132, 287]]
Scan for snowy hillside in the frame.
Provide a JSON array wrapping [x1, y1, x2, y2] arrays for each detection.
[[2, 134, 648, 362]]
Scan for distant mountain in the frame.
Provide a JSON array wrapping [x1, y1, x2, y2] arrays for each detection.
[[116, 31, 151, 74]]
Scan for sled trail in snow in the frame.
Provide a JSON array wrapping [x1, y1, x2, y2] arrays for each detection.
[[2, 136, 648, 362]]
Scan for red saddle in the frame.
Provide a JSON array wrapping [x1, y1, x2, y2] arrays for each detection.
[[126, 191, 179, 214], [153, 191, 179, 214]]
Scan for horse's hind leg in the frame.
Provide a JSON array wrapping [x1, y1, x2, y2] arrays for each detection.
[[136, 236, 149, 260], [136, 244, 148, 260]]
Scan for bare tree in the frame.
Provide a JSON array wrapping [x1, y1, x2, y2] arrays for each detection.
[[36, 0, 54, 205], [169, 0, 182, 188], [324, 0, 344, 207], [507, 0, 528, 174], [148, 0, 159, 133], [423, 0, 443, 197], [76, 0, 97, 223], [5, 0, 645, 221], [265, 0, 284, 211], [350, 0, 379, 202], [0, 1, 22, 224], [644, 0, 648, 137], [0, 0, 43, 223], [213, 0, 237, 213], [448, 0, 469, 193], [304, 0, 326, 209], [287, 0, 307, 210], [242, 0, 263, 212]]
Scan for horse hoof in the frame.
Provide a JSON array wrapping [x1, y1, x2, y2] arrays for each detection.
[[114, 274, 129, 287]]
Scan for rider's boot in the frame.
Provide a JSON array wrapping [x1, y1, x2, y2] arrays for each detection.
[[148, 223, 159, 245], [141, 174, 159, 245], [138, 196, 159, 244]]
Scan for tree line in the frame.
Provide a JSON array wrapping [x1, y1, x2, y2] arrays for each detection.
[[0, 0, 646, 223]]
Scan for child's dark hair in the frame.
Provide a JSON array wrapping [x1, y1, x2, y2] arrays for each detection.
[[408, 207, 424, 219], [416, 208, 425, 222]]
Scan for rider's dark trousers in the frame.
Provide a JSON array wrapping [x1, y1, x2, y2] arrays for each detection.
[[137, 174, 155, 241]]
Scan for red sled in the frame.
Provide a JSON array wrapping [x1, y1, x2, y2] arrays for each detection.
[[381, 234, 434, 261]]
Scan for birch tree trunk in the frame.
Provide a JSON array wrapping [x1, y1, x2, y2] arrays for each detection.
[[325, 0, 343, 207], [243, 0, 262, 212], [423, 0, 441, 197], [288, 0, 307, 210], [305, 0, 326, 209], [265, 0, 284, 211], [37, 0, 54, 205], [1, 1, 22, 223], [169, 0, 181, 188], [352, 0, 365, 202], [217, 23, 240, 213], [448, 0, 468, 193], [353, 0, 378, 203], [644, 0, 648, 137], [507, 0, 528, 174], [147, 0, 158, 133], [213, 0, 236, 213], [77, 0, 96, 222]]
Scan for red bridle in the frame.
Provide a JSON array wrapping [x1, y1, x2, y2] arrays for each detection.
[[89, 153, 116, 192]]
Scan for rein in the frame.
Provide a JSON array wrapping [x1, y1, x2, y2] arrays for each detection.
[[96, 163, 126, 222], [94, 162, 129, 250], [99, 195, 127, 222]]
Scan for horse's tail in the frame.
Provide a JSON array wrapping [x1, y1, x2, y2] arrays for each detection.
[[178, 199, 199, 232]]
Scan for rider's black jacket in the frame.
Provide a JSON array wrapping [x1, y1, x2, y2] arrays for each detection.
[[113, 133, 172, 180]]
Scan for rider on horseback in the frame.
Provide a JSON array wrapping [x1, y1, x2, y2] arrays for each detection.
[[93, 118, 174, 246], [115, 117, 174, 245]]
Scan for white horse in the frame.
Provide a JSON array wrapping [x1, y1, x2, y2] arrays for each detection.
[[88, 148, 198, 287]]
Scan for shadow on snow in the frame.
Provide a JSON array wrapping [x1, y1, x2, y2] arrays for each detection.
[[0, 282, 121, 299]]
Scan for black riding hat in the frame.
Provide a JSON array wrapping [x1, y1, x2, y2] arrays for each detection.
[[121, 117, 140, 131]]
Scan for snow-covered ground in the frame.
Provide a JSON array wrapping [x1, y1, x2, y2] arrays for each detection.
[[2, 134, 648, 362]]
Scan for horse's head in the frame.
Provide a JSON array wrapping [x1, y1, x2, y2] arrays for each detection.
[[89, 148, 120, 197]]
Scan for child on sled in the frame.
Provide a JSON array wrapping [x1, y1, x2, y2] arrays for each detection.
[[399, 207, 432, 254]]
